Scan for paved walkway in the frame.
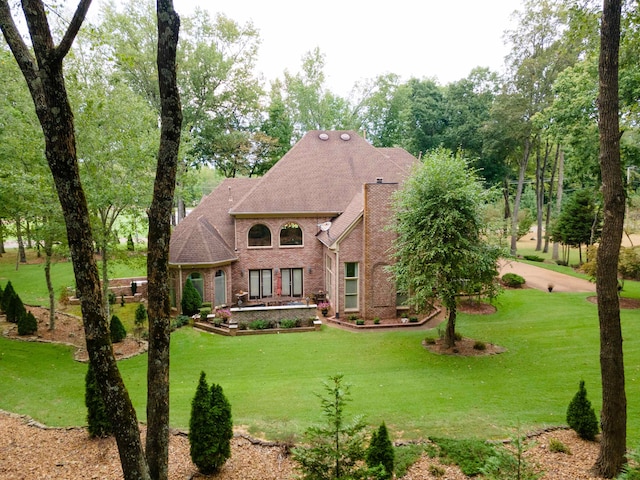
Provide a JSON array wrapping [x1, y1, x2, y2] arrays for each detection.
[[498, 259, 596, 293]]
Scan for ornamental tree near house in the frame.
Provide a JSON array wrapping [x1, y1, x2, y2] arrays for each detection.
[[0, 1, 182, 479], [391, 149, 502, 348]]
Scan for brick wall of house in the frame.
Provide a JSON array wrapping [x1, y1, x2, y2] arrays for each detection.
[[335, 220, 364, 317], [363, 182, 399, 320], [230, 216, 332, 304], [171, 264, 233, 312]]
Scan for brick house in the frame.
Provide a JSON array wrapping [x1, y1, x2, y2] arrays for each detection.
[[168, 130, 418, 320]]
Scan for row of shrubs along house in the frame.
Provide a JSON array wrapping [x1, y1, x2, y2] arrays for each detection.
[[168, 130, 419, 321]]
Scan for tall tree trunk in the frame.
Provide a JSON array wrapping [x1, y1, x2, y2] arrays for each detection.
[[44, 235, 55, 330], [510, 139, 532, 256], [0, 2, 151, 479], [594, 0, 626, 476], [444, 294, 457, 349], [15, 217, 26, 263], [543, 144, 560, 253], [552, 150, 565, 260], [145, 1, 182, 479]]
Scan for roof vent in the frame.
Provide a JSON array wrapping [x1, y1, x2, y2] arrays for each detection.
[[319, 133, 329, 141], [340, 133, 351, 141], [376, 177, 383, 183]]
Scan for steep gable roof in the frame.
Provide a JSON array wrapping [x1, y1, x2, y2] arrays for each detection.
[[169, 177, 257, 265], [230, 130, 416, 216]]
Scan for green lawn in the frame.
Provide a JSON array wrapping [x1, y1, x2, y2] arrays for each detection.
[[2, 287, 639, 446]]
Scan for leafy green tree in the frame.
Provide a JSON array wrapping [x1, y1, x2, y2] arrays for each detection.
[[366, 423, 394, 480], [391, 150, 501, 348], [566, 380, 599, 441], [292, 374, 369, 480], [109, 315, 127, 343], [85, 362, 112, 438], [135, 303, 147, 328], [189, 372, 233, 474], [181, 278, 202, 316]]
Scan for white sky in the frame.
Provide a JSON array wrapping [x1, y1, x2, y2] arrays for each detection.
[[174, 0, 524, 96]]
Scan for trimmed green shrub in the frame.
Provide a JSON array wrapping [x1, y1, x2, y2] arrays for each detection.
[[280, 318, 298, 329], [501, 273, 525, 288], [6, 292, 26, 324], [135, 303, 147, 327], [199, 307, 212, 322], [473, 341, 487, 351], [85, 363, 112, 438], [366, 422, 394, 479], [189, 372, 233, 474], [548, 438, 571, 454], [356, 319, 365, 325], [181, 278, 202, 316], [409, 316, 418, 322], [566, 380, 599, 441], [523, 255, 544, 262], [1, 280, 16, 314], [109, 315, 127, 343], [18, 311, 37, 335], [126, 233, 134, 251], [130, 280, 138, 296], [108, 292, 116, 305], [171, 315, 191, 331], [249, 319, 270, 330]]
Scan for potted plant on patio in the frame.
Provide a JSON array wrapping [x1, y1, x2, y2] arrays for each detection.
[[318, 302, 330, 317]]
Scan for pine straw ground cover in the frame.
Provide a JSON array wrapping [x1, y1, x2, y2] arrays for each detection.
[[0, 410, 604, 479]]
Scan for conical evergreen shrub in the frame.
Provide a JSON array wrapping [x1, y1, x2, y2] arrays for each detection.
[[18, 311, 38, 335], [566, 380, 599, 440], [366, 422, 395, 479], [109, 315, 127, 343], [85, 363, 112, 438], [1, 280, 16, 313], [189, 371, 233, 474], [181, 278, 202, 316], [6, 292, 26, 324]]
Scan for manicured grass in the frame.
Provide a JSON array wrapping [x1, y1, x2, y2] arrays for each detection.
[[0, 248, 146, 306], [2, 288, 639, 446]]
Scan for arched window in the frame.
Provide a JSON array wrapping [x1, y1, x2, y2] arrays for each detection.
[[214, 270, 226, 306], [248, 224, 272, 247], [187, 272, 204, 301], [280, 222, 303, 246]]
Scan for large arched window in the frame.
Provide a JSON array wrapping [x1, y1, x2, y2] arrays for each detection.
[[280, 222, 303, 246], [248, 224, 272, 247], [187, 272, 204, 301]]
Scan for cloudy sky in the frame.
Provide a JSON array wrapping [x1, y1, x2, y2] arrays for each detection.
[[175, 0, 524, 96]]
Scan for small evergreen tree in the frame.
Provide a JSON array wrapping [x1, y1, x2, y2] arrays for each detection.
[[17, 311, 38, 335], [292, 374, 369, 480], [1, 280, 16, 313], [135, 303, 147, 327], [85, 363, 112, 437], [566, 380, 599, 440], [181, 278, 202, 316], [109, 315, 127, 343], [6, 292, 26, 324], [189, 371, 233, 474], [366, 422, 395, 479], [127, 233, 135, 251]]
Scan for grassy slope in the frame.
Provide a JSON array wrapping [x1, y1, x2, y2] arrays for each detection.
[[2, 287, 638, 445]]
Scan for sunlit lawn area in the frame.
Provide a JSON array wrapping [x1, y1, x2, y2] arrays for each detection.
[[1, 281, 639, 445]]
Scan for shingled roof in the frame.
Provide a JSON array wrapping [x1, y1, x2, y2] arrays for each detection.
[[230, 130, 416, 216], [169, 177, 257, 265]]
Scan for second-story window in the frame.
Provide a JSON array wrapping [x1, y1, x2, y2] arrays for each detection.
[[248, 224, 271, 247], [280, 222, 303, 246]]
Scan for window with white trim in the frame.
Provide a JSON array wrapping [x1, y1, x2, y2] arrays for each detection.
[[214, 269, 226, 305], [279, 222, 303, 246], [344, 262, 358, 310], [325, 255, 333, 300], [248, 224, 272, 247], [249, 269, 272, 299], [281, 268, 303, 297]]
